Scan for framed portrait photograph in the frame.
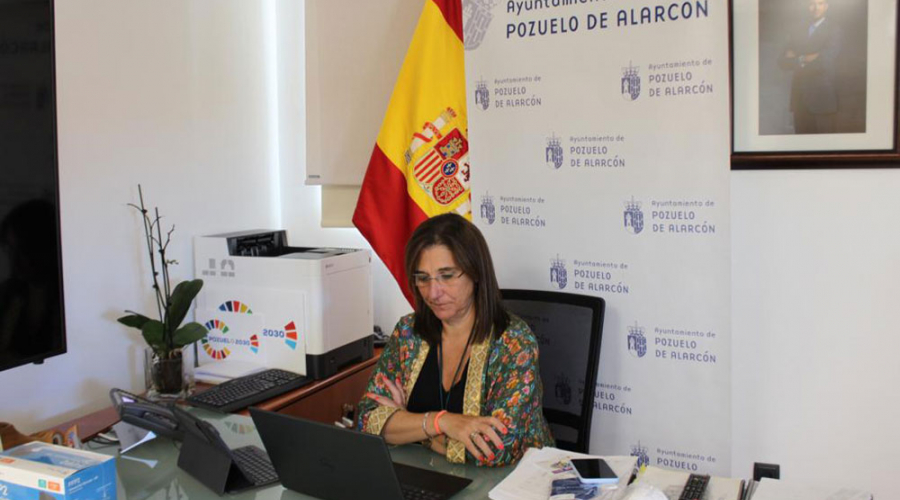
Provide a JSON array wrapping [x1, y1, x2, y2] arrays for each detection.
[[731, 0, 900, 168]]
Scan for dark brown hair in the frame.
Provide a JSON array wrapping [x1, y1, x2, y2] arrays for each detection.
[[404, 213, 509, 345]]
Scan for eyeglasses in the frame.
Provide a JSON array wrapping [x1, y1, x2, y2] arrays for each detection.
[[413, 270, 465, 288]]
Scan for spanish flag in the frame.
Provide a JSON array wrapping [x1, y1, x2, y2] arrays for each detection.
[[352, 0, 470, 305]]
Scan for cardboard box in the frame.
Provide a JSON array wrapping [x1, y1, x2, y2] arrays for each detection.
[[0, 442, 116, 500]]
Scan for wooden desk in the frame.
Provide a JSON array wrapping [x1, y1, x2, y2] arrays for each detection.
[[246, 348, 380, 424], [49, 348, 381, 441]]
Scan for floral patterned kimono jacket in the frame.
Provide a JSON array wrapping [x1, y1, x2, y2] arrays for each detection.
[[356, 313, 554, 466]]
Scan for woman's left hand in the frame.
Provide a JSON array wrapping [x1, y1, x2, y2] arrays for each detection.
[[365, 374, 407, 409], [438, 412, 507, 462]]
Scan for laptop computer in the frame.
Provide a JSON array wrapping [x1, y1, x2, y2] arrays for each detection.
[[249, 407, 473, 500]]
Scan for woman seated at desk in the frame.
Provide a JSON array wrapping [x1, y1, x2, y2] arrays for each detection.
[[356, 213, 553, 466]]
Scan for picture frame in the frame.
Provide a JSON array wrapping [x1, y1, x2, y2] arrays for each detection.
[[730, 0, 900, 169]]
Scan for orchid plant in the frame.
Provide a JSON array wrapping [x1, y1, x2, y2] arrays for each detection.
[[117, 185, 206, 361]]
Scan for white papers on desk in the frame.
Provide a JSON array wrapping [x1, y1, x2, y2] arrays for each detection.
[[112, 421, 157, 454], [750, 478, 873, 500], [488, 447, 637, 500], [632, 466, 743, 500]]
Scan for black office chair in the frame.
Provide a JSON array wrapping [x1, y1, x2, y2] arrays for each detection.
[[501, 289, 605, 453]]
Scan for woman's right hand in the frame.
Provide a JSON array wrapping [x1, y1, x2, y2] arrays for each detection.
[[364, 374, 407, 409], [438, 412, 508, 462]]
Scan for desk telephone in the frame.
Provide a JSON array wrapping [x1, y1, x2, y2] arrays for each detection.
[[109, 388, 278, 493], [109, 388, 184, 440]]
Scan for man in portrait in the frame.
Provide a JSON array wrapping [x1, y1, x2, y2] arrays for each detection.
[[779, 0, 842, 134]]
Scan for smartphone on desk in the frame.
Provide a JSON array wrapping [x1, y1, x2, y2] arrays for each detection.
[[570, 458, 618, 484]]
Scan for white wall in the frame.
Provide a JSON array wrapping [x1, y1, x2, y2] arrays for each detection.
[[732, 169, 900, 498], [273, 0, 411, 332], [0, 1, 280, 433]]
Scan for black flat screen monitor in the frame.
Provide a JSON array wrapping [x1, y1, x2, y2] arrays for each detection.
[[0, 0, 65, 371]]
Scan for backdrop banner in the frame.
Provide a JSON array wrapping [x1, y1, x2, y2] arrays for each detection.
[[463, 0, 732, 475]]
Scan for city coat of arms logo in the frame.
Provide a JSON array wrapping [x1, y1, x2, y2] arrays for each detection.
[[463, 0, 497, 50], [550, 255, 567, 290], [405, 107, 470, 206], [480, 194, 496, 224], [621, 62, 641, 101], [546, 134, 563, 169], [475, 79, 490, 110], [627, 322, 647, 358], [555, 373, 573, 406], [631, 442, 650, 469], [624, 198, 644, 234]]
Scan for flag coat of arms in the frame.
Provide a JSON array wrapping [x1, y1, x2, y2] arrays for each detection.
[[353, 0, 470, 305]]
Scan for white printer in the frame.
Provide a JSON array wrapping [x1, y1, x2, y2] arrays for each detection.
[[193, 230, 374, 379]]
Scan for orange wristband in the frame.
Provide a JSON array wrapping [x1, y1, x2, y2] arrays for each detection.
[[433, 410, 448, 435]]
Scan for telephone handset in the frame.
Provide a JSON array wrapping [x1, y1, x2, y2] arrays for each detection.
[[109, 388, 183, 440]]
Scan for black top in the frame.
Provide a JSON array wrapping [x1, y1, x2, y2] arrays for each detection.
[[407, 345, 468, 414]]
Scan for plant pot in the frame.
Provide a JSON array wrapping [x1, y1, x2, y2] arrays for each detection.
[[145, 347, 194, 400]]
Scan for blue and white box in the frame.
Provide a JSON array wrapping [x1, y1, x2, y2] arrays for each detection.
[[0, 442, 116, 500]]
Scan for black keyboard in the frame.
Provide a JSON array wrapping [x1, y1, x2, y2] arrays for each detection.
[[232, 445, 279, 486], [678, 473, 710, 500], [186, 369, 311, 413], [401, 483, 445, 500]]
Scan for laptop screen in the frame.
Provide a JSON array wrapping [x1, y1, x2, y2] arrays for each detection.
[[250, 408, 471, 500]]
